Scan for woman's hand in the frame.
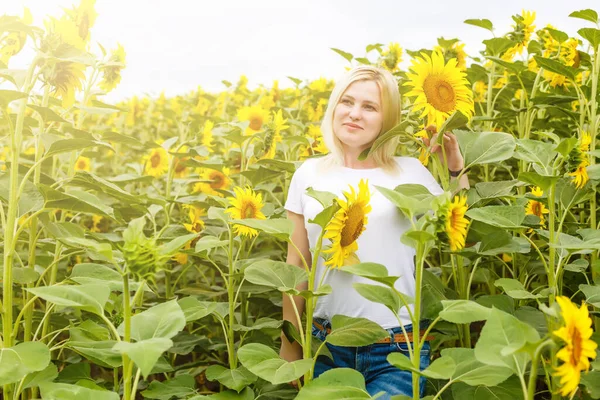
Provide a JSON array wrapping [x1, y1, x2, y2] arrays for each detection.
[[420, 125, 465, 171]]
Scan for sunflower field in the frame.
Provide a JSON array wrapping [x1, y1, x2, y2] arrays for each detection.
[[4, 2, 600, 399]]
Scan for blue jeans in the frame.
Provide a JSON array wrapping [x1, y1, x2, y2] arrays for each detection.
[[312, 317, 431, 399]]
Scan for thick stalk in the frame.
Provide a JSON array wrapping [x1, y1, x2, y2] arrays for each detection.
[[305, 229, 325, 382], [227, 229, 237, 368], [412, 242, 425, 400], [122, 274, 132, 400], [24, 86, 51, 343], [589, 48, 599, 282]]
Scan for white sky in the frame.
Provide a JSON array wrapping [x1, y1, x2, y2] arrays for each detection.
[[5, 0, 600, 102]]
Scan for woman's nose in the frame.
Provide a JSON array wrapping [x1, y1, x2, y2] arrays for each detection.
[[349, 105, 361, 120]]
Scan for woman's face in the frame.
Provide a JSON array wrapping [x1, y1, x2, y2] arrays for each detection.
[[332, 79, 383, 154]]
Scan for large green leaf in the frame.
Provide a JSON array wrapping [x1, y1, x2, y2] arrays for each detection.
[[0, 89, 27, 107], [178, 297, 230, 322], [188, 387, 255, 400], [439, 300, 491, 324], [205, 365, 257, 392], [464, 19, 494, 32], [141, 374, 197, 400], [443, 347, 514, 386], [237, 343, 313, 385], [579, 27, 600, 49], [451, 377, 523, 399], [27, 105, 69, 123], [474, 308, 539, 374], [326, 315, 389, 346], [353, 282, 401, 311], [230, 218, 293, 241], [494, 278, 542, 299], [340, 262, 400, 287], [244, 260, 307, 293], [28, 284, 110, 316], [113, 338, 173, 378], [22, 364, 58, 389], [533, 56, 577, 80], [69, 171, 140, 204], [375, 184, 434, 217], [455, 130, 515, 168], [45, 139, 113, 157], [466, 206, 525, 229], [0, 342, 51, 385], [67, 340, 122, 368], [117, 299, 186, 341], [570, 9, 599, 23], [39, 382, 119, 400], [513, 139, 557, 171], [579, 284, 600, 307], [39, 184, 116, 219], [69, 263, 148, 292], [296, 368, 371, 399]]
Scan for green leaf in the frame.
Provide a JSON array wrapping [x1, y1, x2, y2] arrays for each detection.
[[178, 297, 230, 322], [326, 315, 389, 346], [244, 260, 307, 293], [11, 267, 39, 284], [579, 27, 600, 49], [358, 120, 413, 160], [517, 172, 559, 192], [27, 105, 69, 123], [117, 299, 186, 341], [464, 19, 494, 32], [296, 368, 370, 399], [438, 110, 470, 136], [39, 382, 119, 400], [0, 342, 51, 385], [375, 184, 434, 217], [494, 278, 543, 299], [513, 139, 557, 170], [0, 89, 27, 107], [189, 387, 255, 400], [205, 365, 257, 392], [533, 56, 577, 80], [581, 371, 600, 399], [483, 38, 515, 56], [194, 235, 229, 253], [113, 338, 173, 378], [546, 28, 569, 44], [230, 218, 293, 241], [237, 343, 313, 385], [39, 185, 115, 219], [69, 171, 139, 204], [308, 203, 338, 229], [141, 374, 197, 400], [474, 308, 539, 374], [340, 262, 400, 287], [443, 347, 515, 386], [240, 166, 281, 185], [330, 48, 353, 62], [451, 377, 524, 400], [466, 206, 525, 229], [46, 139, 114, 157], [306, 187, 337, 208], [233, 317, 283, 332], [353, 282, 401, 311], [439, 300, 491, 323], [22, 363, 58, 389], [570, 9, 599, 23], [455, 130, 515, 168], [67, 340, 122, 368], [0, 174, 44, 215], [158, 233, 199, 256], [69, 263, 147, 292], [579, 284, 600, 307], [28, 284, 109, 316], [484, 57, 526, 74], [387, 352, 414, 371]]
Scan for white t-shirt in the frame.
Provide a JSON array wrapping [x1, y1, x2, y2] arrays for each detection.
[[284, 156, 444, 328]]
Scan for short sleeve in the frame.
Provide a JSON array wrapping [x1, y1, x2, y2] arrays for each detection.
[[284, 164, 305, 214], [413, 159, 444, 196]]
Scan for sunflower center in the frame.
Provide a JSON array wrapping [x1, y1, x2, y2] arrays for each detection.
[[77, 160, 86, 169], [532, 202, 542, 217], [78, 15, 90, 40], [570, 327, 583, 366], [423, 75, 456, 113], [241, 201, 257, 219], [150, 152, 162, 168], [249, 117, 263, 131], [210, 171, 225, 189], [340, 204, 365, 247], [174, 158, 187, 174]]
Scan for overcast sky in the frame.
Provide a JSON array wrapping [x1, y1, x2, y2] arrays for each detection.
[[5, 0, 600, 102]]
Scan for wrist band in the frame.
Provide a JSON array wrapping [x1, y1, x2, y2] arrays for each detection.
[[449, 169, 462, 177]]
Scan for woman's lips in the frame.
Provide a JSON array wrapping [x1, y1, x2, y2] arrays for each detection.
[[344, 123, 363, 130]]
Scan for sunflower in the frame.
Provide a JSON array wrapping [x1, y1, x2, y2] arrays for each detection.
[[404, 50, 474, 128], [46, 61, 87, 108], [414, 129, 430, 166], [90, 215, 109, 232], [144, 147, 169, 178], [99, 44, 126, 93], [309, 77, 332, 92], [503, 10, 536, 60], [202, 120, 215, 153], [444, 195, 469, 251], [525, 186, 549, 228], [323, 179, 372, 269], [568, 159, 589, 189], [66, 0, 98, 43], [473, 81, 487, 103], [260, 110, 289, 160], [237, 105, 271, 134], [436, 41, 467, 70], [580, 131, 592, 152], [75, 155, 91, 171], [183, 205, 206, 233], [380, 42, 403, 73], [173, 146, 190, 178], [173, 241, 192, 265], [553, 296, 598, 397], [194, 167, 231, 197], [225, 186, 267, 238], [0, 8, 32, 65], [567, 140, 590, 189]]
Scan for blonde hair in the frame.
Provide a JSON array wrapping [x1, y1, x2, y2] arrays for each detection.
[[317, 65, 401, 174]]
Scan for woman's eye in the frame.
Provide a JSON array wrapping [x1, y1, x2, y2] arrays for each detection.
[[341, 99, 352, 105], [364, 105, 375, 111]]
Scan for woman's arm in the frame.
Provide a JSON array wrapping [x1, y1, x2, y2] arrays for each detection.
[[280, 210, 312, 362]]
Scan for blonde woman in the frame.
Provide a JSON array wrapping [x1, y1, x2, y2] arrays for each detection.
[[280, 65, 469, 398]]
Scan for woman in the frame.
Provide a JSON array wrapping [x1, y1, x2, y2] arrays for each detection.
[[280, 65, 469, 398]]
